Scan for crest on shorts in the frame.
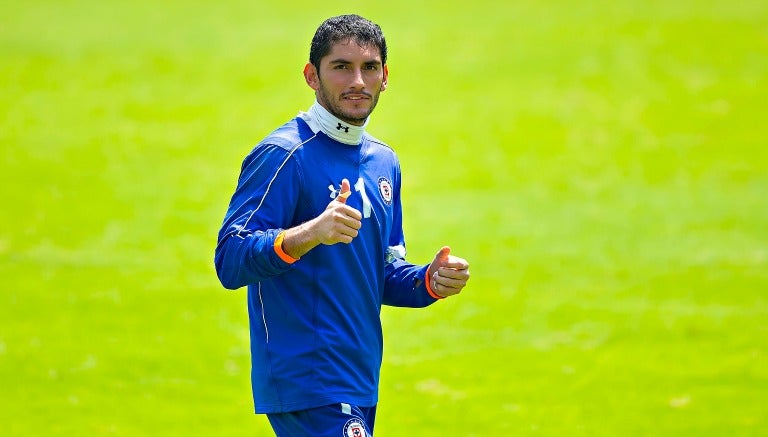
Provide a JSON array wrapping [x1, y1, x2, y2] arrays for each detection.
[[343, 418, 367, 437], [378, 177, 392, 205]]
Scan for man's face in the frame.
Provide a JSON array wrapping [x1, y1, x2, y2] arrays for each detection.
[[304, 39, 388, 126]]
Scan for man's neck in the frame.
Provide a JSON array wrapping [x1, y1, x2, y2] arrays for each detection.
[[299, 100, 368, 145]]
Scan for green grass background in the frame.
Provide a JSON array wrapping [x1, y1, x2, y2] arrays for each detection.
[[2, 0, 767, 435]]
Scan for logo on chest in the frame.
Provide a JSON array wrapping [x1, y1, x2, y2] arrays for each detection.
[[378, 177, 393, 205], [327, 183, 341, 199]]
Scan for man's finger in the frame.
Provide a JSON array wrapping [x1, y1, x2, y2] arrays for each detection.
[[441, 257, 469, 270], [437, 266, 470, 279], [436, 246, 451, 263], [337, 178, 351, 204], [338, 214, 362, 230]]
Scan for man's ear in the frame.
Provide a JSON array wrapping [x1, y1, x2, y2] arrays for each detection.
[[381, 64, 389, 92], [304, 63, 320, 91]]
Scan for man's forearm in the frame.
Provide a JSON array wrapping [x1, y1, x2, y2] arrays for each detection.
[[281, 219, 322, 259]]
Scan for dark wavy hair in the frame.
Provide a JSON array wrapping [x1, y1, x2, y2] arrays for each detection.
[[309, 15, 387, 70]]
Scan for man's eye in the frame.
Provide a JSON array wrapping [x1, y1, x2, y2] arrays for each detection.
[[334, 64, 348, 69]]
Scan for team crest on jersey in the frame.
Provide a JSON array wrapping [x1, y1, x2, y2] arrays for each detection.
[[378, 177, 392, 205], [343, 418, 367, 437]]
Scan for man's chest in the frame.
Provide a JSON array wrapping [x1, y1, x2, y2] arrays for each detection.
[[295, 145, 396, 229]]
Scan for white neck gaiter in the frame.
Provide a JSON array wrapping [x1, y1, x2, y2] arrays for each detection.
[[298, 100, 368, 145]]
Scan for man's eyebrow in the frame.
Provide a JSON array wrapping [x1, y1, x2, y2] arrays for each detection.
[[328, 58, 382, 65]]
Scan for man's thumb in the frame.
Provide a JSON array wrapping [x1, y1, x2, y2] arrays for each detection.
[[428, 246, 451, 277], [436, 246, 451, 262], [336, 178, 351, 204]]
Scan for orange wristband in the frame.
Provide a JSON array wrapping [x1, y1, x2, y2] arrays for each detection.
[[424, 270, 444, 299], [273, 231, 299, 264]]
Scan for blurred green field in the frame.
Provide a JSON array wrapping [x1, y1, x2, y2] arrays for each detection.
[[2, 0, 767, 435]]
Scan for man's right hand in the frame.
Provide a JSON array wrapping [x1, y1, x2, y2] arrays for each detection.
[[280, 178, 362, 259], [315, 178, 363, 245]]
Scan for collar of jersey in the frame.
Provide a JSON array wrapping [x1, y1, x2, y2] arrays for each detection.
[[298, 100, 368, 145]]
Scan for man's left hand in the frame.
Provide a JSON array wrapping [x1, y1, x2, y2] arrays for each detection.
[[427, 246, 470, 298]]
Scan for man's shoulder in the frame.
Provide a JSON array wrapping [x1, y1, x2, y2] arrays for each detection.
[[363, 132, 396, 156], [239, 118, 314, 169], [259, 117, 313, 151]]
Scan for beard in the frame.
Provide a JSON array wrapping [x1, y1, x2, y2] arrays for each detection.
[[315, 78, 383, 126]]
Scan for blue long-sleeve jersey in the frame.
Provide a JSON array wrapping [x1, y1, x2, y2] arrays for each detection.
[[215, 116, 438, 414]]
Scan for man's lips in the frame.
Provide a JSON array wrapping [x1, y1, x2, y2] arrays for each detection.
[[342, 93, 371, 101]]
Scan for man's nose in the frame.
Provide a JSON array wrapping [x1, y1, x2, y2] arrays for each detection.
[[350, 68, 365, 88]]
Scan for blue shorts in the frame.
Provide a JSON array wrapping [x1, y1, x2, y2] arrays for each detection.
[[267, 403, 377, 437]]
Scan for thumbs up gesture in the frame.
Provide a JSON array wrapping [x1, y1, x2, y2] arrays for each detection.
[[335, 178, 352, 204], [315, 178, 362, 245], [426, 246, 470, 298], [277, 179, 363, 259]]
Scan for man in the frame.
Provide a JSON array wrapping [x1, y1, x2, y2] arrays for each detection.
[[214, 14, 470, 436]]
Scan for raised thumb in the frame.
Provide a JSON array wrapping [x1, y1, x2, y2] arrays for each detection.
[[336, 178, 351, 204], [436, 246, 451, 262]]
